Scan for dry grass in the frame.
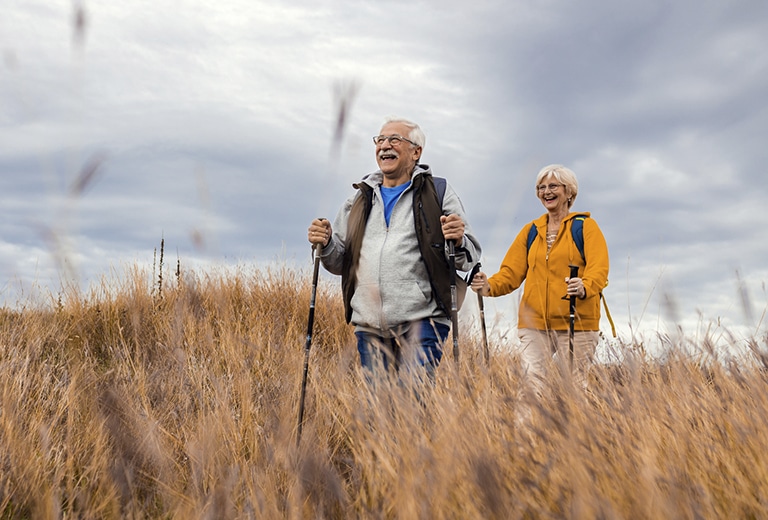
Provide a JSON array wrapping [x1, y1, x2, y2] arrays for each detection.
[[1, 264, 768, 519]]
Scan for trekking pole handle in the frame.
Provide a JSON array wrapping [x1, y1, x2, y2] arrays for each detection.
[[310, 217, 329, 253], [562, 264, 581, 300], [567, 264, 579, 306]]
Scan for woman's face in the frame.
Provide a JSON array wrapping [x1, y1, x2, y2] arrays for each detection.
[[537, 174, 569, 214]]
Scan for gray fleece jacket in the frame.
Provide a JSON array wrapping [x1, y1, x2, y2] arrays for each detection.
[[319, 165, 481, 335]]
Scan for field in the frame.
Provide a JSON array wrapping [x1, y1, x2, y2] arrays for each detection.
[[1, 263, 768, 519]]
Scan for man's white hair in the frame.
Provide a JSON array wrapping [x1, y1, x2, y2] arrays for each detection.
[[381, 116, 426, 149]]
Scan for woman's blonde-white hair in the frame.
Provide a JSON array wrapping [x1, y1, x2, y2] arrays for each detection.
[[535, 164, 579, 208]]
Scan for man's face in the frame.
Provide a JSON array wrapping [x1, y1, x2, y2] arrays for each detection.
[[375, 122, 421, 181]]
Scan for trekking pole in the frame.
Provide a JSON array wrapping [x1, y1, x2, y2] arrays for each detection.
[[567, 264, 579, 370], [296, 240, 322, 447], [469, 263, 489, 365], [448, 241, 460, 363], [478, 293, 489, 364]]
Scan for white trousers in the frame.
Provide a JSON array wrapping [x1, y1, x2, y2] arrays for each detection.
[[518, 328, 599, 388]]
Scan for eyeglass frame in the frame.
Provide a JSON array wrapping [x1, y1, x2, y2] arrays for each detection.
[[536, 183, 565, 193], [372, 134, 420, 148]]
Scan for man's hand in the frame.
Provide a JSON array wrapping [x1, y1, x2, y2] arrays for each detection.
[[307, 218, 331, 247], [440, 214, 465, 243]]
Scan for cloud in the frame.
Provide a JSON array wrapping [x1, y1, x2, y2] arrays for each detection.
[[2, 0, 767, 348]]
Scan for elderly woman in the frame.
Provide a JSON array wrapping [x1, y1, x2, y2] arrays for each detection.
[[471, 164, 609, 383]]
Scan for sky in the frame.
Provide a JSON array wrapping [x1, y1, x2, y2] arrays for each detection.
[[2, 0, 767, 353]]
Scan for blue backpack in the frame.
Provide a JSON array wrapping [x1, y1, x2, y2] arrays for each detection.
[[526, 214, 587, 261], [526, 215, 616, 337]]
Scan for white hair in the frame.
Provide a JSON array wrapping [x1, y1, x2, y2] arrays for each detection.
[[535, 164, 579, 207], [381, 116, 426, 148]]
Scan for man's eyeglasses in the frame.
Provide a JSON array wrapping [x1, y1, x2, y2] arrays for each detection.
[[537, 183, 564, 192], [372, 135, 419, 147]]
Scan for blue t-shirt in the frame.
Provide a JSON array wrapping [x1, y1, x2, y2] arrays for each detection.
[[380, 181, 411, 227]]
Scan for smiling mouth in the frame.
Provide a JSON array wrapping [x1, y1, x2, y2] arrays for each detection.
[[379, 153, 398, 161]]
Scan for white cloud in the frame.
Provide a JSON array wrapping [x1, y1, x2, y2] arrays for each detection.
[[2, 0, 767, 349]]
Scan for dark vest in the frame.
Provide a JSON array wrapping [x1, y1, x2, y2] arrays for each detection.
[[340, 172, 453, 324]]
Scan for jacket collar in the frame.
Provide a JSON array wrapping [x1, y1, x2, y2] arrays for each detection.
[[356, 164, 431, 190], [534, 211, 592, 228]]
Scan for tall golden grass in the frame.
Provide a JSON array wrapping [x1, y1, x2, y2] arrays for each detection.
[[1, 263, 768, 519]]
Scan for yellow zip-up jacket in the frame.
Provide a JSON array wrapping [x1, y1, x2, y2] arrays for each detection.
[[488, 212, 609, 331]]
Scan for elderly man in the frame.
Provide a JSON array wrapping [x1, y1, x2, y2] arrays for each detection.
[[307, 117, 481, 383]]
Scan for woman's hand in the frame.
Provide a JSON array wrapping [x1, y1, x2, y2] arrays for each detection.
[[471, 272, 491, 297], [565, 276, 586, 299]]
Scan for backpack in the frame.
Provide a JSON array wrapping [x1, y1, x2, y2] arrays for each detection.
[[433, 176, 474, 309], [526, 214, 587, 261], [526, 215, 616, 337]]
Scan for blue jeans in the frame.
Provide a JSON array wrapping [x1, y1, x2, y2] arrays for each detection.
[[355, 319, 450, 383]]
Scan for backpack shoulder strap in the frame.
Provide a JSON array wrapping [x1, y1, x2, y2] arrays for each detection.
[[433, 176, 446, 208], [571, 214, 588, 262], [526, 222, 538, 250], [526, 215, 587, 260]]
